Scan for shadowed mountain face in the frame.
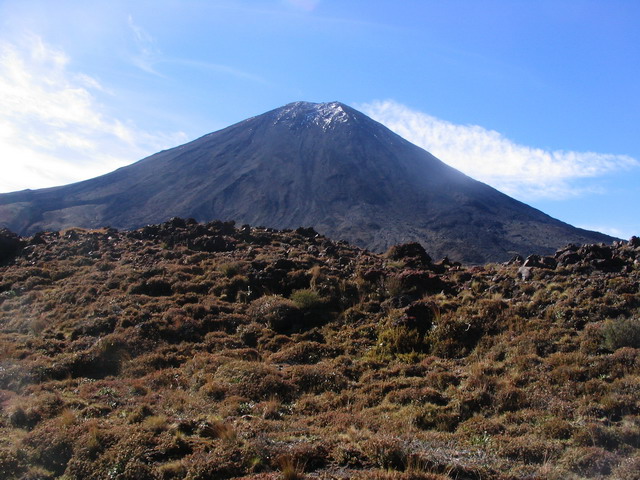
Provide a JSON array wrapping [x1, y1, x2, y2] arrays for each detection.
[[0, 101, 614, 263]]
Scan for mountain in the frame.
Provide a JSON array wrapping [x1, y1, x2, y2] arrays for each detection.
[[0, 101, 614, 263]]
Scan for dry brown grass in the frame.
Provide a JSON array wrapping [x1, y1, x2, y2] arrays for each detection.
[[0, 220, 638, 479]]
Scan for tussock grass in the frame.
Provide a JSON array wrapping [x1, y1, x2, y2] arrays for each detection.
[[0, 220, 638, 478]]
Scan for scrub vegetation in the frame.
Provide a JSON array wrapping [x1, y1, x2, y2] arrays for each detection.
[[0, 219, 638, 479]]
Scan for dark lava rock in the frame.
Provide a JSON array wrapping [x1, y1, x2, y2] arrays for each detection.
[[0, 228, 24, 264], [129, 279, 174, 297], [190, 235, 234, 253], [507, 254, 524, 265], [557, 251, 582, 266], [394, 269, 446, 294], [401, 301, 438, 335], [295, 227, 319, 238], [386, 242, 432, 268], [523, 254, 556, 269], [361, 268, 386, 283], [579, 244, 612, 261]]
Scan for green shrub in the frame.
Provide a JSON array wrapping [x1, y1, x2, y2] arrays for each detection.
[[541, 418, 573, 440], [428, 314, 484, 358], [248, 295, 302, 333], [290, 288, 329, 324], [602, 318, 640, 351], [218, 261, 246, 278], [290, 288, 325, 311], [214, 360, 293, 401], [376, 326, 425, 359]]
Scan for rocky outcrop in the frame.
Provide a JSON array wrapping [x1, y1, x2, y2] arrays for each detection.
[[0, 228, 24, 264], [514, 239, 640, 280], [385, 242, 433, 269]]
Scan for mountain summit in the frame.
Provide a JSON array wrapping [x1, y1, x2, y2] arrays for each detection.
[[0, 101, 613, 263]]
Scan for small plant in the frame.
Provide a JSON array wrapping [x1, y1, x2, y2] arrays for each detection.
[[601, 317, 640, 350], [290, 289, 324, 311], [248, 295, 302, 333], [197, 418, 237, 443], [376, 326, 424, 358], [276, 454, 305, 480], [157, 459, 187, 479], [363, 436, 408, 471], [142, 414, 169, 433], [218, 261, 245, 278], [385, 275, 404, 297]]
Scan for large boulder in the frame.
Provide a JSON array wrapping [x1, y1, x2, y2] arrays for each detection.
[[0, 229, 24, 264], [385, 242, 432, 268]]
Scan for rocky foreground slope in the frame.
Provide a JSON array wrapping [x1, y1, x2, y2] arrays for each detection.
[[0, 220, 638, 479]]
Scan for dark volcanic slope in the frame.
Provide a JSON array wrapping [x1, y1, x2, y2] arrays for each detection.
[[0, 101, 614, 263]]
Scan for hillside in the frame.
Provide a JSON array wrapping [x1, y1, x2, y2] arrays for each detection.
[[0, 220, 638, 479], [0, 101, 615, 264]]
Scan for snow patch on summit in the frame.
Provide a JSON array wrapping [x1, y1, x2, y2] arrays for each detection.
[[274, 101, 350, 130], [313, 102, 349, 129]]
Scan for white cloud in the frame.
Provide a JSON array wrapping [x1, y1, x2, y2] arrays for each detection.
[[359, 100, 638, 200], [0, 36, 187, 193]]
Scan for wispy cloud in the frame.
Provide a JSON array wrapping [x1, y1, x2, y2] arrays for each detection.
[[0, 36, 187, 193], [159, 58, 268, 84], [126, 16, 265, 83], [127, 15, 162, 75], [359, 100, 638, 200]]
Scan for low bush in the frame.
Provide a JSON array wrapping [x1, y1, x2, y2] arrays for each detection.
[[247, 295, 303, 333], [290, 288, 325, 311], [601, 317, 640, 350], [214, 360, 293, 401], [286, 363, 349, 394], [560, 446, 619, 476], [363, 436, 409, 470]]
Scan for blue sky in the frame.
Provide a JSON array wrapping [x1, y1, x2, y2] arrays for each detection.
[[1, 0, 638, 238]]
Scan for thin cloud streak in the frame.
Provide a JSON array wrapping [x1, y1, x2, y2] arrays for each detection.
[[359, 100, 638, 200], [125, 17, 266, 83], [160, 58, 269, 85], [127, 15, 163, 75], [0, 36, 187, 193]]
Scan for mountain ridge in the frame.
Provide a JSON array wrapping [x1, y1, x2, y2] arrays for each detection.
[[0, 101, 615, 263]]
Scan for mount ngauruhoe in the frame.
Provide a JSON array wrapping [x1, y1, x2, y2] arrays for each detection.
[[0, 101, 613, 263]]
